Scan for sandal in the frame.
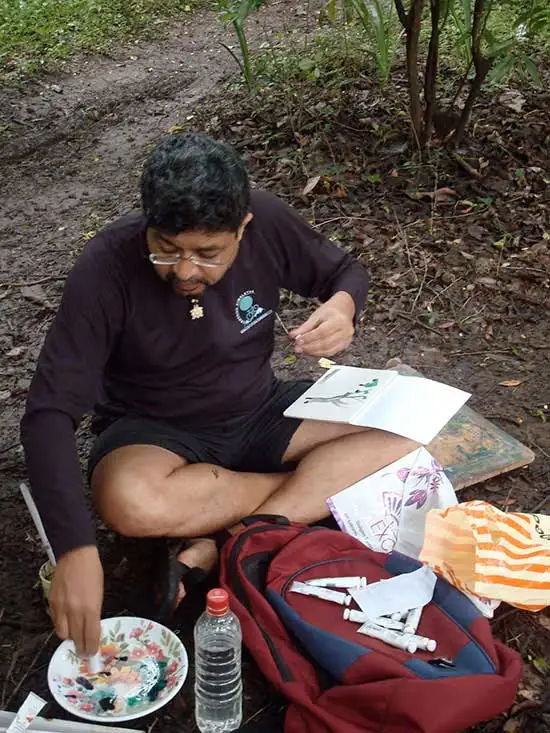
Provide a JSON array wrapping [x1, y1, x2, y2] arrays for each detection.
[[152, 532, 231, 624]]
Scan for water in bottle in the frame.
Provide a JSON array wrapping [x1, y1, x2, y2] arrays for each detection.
[[194, 588, 243, 732]]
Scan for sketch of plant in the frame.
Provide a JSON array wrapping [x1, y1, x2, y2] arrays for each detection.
[[304, 378, 380, 407]]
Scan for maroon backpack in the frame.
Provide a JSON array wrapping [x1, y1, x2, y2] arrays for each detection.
[[219, 516, 522, 733]]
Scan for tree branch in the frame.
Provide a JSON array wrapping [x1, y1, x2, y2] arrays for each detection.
[[450, 0, 493, 146], [394, 0, 410, 29]]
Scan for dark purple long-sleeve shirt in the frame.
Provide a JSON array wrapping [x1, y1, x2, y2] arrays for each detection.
[[21, 190, 370, 558]]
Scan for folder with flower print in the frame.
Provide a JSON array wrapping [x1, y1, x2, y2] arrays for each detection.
[[283, 365, 471, 445]]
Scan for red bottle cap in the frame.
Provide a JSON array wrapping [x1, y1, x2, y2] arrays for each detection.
[[207, 588, 229, 616]]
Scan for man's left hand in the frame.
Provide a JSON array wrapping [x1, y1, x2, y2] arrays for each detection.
[[289, 291, 356, 357]]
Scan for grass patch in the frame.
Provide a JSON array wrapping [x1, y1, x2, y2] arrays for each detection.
[[0, 0, 204, 83]]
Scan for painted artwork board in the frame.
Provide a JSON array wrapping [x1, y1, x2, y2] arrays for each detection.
[[388, 362, 536, 489]]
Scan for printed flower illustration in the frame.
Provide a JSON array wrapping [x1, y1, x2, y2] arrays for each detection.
[[79, 702, 94, 713], [396, 467, 411, 482], [130, 647, 148, 661], [403, 458, 444, 509], [129, 627, 143, 639], [146, 642, 164, 660], [166, 660, 179, 676]]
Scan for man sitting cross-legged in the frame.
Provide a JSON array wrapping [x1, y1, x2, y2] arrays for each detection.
[[21, 132, 416, 658]]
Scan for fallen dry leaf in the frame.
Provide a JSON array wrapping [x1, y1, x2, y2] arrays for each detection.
[[302, 175, 321, 196], [503, 719, 521, 733], [6, 346, 25, 358], [283, 354, 297, 365], [20, 285, 54, 310], [495, 498, 517, 507], [499, 90, 526, 114], [439, 321, 456, 329], [499, 380, 523, 388]]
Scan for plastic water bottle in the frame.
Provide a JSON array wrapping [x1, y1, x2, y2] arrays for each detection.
[[194, 588, 243, 732]]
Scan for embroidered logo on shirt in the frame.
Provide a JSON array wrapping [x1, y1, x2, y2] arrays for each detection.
[[235, 290, 273, 334]]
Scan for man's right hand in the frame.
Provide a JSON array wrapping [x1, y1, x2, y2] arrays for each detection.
[[49, 545, 104, 657]]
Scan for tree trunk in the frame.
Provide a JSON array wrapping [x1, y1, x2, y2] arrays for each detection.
[[401, 0, 426, 147], [421, 0, 441, 148]]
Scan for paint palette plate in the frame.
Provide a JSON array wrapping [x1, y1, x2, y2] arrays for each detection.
[[47, 617, 188, 723]]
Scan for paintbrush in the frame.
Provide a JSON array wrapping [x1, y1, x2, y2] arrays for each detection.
[[275, 312, 335, 368]]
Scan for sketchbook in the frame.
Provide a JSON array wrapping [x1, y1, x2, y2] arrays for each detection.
[[283, 365, 471, 445]]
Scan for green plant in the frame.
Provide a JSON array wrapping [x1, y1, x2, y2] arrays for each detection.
[[322, 0, 402, 84], [216, 0, 267, 90]]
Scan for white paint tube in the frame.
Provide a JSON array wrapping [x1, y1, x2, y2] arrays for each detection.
[[343, 608, 405, 630], [87, 652, 103, 674], [306, 576, 367, 589], [6, 692, 47, 732], [391, 611, 409, 621], [409, 634, 437, 652], [403, 606, 423, 635], [290, 581, 352, 606], [357, 623, 418, 654]]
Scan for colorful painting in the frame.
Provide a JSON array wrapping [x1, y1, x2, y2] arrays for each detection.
[[388, 362, 535, 489], [48, 617, 188, 723]]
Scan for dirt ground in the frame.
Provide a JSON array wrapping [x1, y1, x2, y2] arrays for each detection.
[[1, 1, 549, 730]]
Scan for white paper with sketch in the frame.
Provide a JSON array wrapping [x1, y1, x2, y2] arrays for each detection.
[[327, 447, 457, 558], [283, 365, 471, 444]]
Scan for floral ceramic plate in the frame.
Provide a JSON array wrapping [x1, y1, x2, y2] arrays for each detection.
[[47, 616, 188, 722]]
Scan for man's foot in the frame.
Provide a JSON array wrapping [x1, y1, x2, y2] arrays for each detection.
[[173, 536, 219, 609]]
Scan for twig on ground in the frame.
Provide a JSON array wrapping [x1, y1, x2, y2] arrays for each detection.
[[311, 216, 376, 229], [0, 442, 19, 456], [147, 718, 159, 733], [448, 349, 514, 357], [410, 250, 429, 313], [0, 275, 66, 288], [394, 311, 447, 338], [449, 151, 482, 179], [4, 630, 54, 709], [1, 648, 20, 709], [529, 441, 550, 460], [529, 495, 550, 514], [492, 607, 520, 626]]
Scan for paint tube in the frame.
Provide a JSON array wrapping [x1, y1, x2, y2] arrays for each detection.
[[343, 608, 405, 630], [87, 652, 103, 674], [409, 634, 437, 652], [6, 692, 47, 732], [306, 576, 367, 589], [290, 581, 352, 606], [403, 606, 423, 635], [391, 611, 408, 621], [357, 623, 418, 654]]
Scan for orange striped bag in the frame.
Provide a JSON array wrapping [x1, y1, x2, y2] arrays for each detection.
[[419, 500, 550, 611]]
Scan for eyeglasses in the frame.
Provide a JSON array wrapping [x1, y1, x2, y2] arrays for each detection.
[[148, 251, 229, 269]]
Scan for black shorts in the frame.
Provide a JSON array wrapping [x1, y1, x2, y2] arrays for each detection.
[[87, 379, 313, 481]]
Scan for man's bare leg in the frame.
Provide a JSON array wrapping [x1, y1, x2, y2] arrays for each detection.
[[92, 423, 416, 607]]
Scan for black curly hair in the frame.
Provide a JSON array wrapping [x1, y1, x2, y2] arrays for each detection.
[[141, 133, 250, 233]]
